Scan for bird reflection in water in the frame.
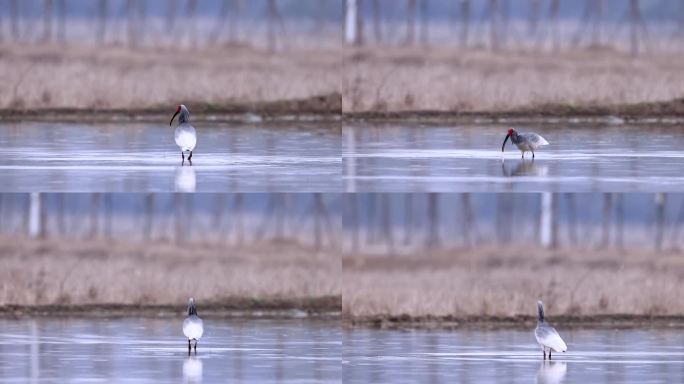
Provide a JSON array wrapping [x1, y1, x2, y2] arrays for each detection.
[[536, 361, 567, 384], [501, 158, 548, 177], [183, 356, 203, 384], [175, 166, 196, 192]]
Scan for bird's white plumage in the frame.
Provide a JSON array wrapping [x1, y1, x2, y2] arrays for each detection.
[[535, 325, 567, 352], [183, 316, 204, 340], [175, 124, 197, 152]]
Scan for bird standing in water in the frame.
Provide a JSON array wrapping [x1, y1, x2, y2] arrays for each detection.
[[502, 128, 549, 158], [170, 104, 197, 165], [534, 300, 567, 360], [183, 298, 204, 354]]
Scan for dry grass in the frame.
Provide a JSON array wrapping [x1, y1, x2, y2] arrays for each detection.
[[0, 236, 340, 308], [343, 245, 684, 319], [343, 46, 684, 113], [0, 43, 341, 110]]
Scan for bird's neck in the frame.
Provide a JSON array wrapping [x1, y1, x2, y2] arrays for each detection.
[[179, 111, 190, 124]]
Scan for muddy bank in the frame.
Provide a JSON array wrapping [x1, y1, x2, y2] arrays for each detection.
[[0, 93, 342, 123], [346, 314, 684, 330], [0, 295, 341, 319], [344, 98, 684, 124]]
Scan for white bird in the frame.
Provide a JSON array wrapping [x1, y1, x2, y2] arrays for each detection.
[[170, 104, 197, 165], [183, 297, 204, 353], [534, 300, 567, 360], [502, 128, 549, 158]]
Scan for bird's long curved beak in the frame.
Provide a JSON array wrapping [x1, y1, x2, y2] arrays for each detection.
[[502, 134, 510, 152], [170, 110, 179, 126]]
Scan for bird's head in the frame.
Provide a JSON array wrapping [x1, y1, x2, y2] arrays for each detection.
[[170, 104, 189, 126], [502, 128, 516, 152]]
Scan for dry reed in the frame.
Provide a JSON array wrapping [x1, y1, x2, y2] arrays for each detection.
[[0, 236, 340, 307], [0, 43, 341, 110], [343, 46, 684, 113], [343, 245, 684, 318]]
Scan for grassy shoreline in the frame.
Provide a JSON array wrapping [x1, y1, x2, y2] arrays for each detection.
[[0, 93, 342, 123], [345, 315, 684, 330], [343, 98, 684, 124], [343, 246, 684, 323], [3, 96, 683, 124], [0, 236, 340, 313], [0, 295, 341, 319]]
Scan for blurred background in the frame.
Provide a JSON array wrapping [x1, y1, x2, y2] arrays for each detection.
[[344, 193, 682, 253], [345, 0, 684, 52], [2, 192, 340, 248], [0, 0, 342, 110], [0, 0, 341, 49], [343, 193, 684, 319], [343, 0, 684, 113], [0, 192, 341, 308]]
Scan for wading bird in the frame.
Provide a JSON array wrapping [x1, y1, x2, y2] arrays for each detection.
[[502, 128, 549, 158], [534, 301, 567, 360], [170, 104, 197, 165], [183, 298, 204, 353]]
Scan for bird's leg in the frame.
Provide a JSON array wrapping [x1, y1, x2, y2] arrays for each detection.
[[543, 349, 546, 360], [188, 151, 193, 161], [521, 151, 525, 159], [181, 152, 185, 165], [532, 150, 535, 159], [194, 340, 198, 352], [549, 350, 552, 360], [188, 339, 191, 354]]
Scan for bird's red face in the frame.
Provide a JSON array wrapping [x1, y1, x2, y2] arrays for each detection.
[[502, 128, 515, 152], [176, 105, 181, 113]]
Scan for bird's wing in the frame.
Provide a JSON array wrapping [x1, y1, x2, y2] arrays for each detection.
[[526, 133, 549, 146], [535, 324, 567, 352], [175, 125, 197, 151]]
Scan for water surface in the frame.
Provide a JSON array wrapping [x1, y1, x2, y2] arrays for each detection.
[[0, 122, 340, 192], [344, 123, 684, 192], [0, 318, 340, 383], [344, 328, 684, 383]]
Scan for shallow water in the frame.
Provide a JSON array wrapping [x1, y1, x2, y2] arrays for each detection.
[[0, 122, 340, 192], [344, 124, 684, 192], [0, 318, 340, 383], [344, 328, 684, 383]]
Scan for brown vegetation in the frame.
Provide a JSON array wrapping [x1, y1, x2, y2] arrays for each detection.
[[343, 245, 684, 324], [0, 43, 341, 113], [343, 46, 684, 115], [0, 236, 340, 313]]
